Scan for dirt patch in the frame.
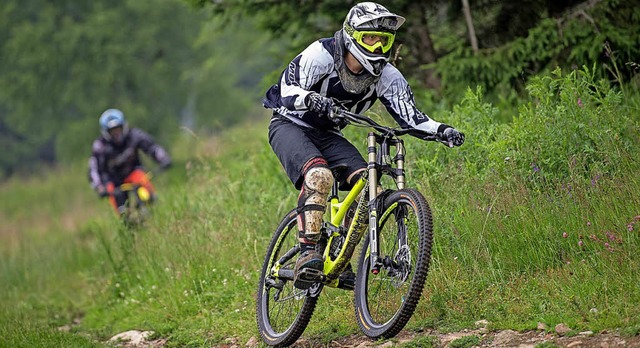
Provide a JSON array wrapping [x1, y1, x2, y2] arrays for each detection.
[[106, 327, 640, 348], [304, 329, 640, 348], [232, 329, 640, 348]]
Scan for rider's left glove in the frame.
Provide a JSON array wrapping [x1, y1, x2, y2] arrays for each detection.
[[159, 159, 172, 171], [442, 127, 465, 147]]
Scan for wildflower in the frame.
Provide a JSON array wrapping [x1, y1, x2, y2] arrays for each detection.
[[562, 232, 568, 238], [531, 162, 540, 172], [578, 240, 584, 247], [587, 221, 592, 227], [577, 98, 583, 107], [628, 224, 634, 232]]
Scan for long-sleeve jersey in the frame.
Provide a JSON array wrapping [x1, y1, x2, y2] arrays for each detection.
[[264, 36, 449, 134], [88, 128, 170, 188]]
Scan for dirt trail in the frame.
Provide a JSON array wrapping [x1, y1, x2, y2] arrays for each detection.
[[110, 327, 640, 348]]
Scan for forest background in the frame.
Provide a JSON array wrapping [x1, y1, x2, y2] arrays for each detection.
[[1, 0, 639, 347], [1, 0, 637, 178]]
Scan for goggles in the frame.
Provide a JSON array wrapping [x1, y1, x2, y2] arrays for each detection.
[[344, 24, 395, 54]]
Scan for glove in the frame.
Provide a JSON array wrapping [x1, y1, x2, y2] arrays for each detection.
[[305, 92, 334, 117], [159, 159, 172, 171], [96, 184, 108, 198], [442, 127, 465, 147]]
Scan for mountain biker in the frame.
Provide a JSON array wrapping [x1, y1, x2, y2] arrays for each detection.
[[88, 108, 172, 216], [263, 2, 465, 290]]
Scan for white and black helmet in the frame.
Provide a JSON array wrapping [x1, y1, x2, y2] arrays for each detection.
[[341, 2, 405, 76]]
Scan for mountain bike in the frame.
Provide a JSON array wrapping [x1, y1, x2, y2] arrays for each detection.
[[257, 109, 448, 346], [113, 172, 156, 227]]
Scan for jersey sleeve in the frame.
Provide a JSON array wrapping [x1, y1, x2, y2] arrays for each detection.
[[88, 139, 106, 188], [377, 66, 449, 135], [278, 41, 334, 111], [132, 128, 171, 167]]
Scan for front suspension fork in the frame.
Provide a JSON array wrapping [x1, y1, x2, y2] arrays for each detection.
[[366, 132, 383, 273]]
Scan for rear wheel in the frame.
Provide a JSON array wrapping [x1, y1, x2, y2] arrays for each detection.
[[354, 188, 433, 339], [256, 209, 319, 347]]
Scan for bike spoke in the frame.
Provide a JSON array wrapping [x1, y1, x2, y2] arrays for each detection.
[[257, 211, 319, 345]]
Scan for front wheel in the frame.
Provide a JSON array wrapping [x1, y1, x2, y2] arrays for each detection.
[[354, 188, 434, 339], [256, 209, 319, 347]]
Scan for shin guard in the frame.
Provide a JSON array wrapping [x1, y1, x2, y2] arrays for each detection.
[[297, 158, 333, 244]]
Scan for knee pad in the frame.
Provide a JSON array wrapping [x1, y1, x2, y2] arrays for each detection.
[[297, 160, 334, 241]]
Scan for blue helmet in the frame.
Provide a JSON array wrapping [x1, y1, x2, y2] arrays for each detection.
[[99, 108, 128, 140]]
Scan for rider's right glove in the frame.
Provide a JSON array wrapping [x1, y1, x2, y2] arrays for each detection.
[[442, 127, 465, 147], [305, 92, 334, 118]]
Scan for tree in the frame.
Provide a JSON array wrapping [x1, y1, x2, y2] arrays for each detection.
[[0, 0, 279, 178]]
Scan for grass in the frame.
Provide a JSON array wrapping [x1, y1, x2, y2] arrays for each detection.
[[1, 68, 639, 346]]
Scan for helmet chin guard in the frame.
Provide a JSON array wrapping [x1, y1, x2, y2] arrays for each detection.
[[334, 31, 380, 94]]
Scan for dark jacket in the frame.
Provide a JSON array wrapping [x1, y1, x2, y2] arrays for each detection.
[[88, 128, 170, 188]]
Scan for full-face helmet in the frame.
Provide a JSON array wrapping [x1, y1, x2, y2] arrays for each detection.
[[99, 108, 128, 142], [341, 2, 405, 77]]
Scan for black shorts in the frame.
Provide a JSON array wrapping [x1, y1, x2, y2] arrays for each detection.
[[268, 116, 367, 190]]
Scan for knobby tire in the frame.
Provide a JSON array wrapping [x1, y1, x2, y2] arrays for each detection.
[[354, 188, 434, 339], [256, 209, 318, 347]]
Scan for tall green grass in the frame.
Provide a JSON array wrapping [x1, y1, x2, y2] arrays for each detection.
[[1, 66, 639, 346], [0, 164, 109, 347]]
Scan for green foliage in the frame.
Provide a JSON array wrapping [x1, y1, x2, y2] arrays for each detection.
[[1, 68, 640, 346], [399, 335, 438, 347], [434, 0, 640, 100], [449, 335, 480, 348], [535, 343, 560, 348], [414, 64, 638, 191], [501, 65, 635, 185], [0, 0, 279, 177]]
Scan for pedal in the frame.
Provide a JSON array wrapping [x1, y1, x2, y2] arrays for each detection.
[[337, 277, 355, 291], [297, 268, 325, 282], [293, 268, 325, 290]]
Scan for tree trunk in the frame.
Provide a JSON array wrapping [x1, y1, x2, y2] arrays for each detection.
[[462, 0, 479, 54], [406, 2, 441, 91]]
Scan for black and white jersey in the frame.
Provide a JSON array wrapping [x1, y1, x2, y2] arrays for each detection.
[[264, 37, 445, 134]]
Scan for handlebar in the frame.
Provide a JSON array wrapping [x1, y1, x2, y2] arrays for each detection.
[[112, 169, 161, 195], [331, 108, 446, 144]]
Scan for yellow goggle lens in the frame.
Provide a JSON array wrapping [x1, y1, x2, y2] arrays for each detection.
[[352, 30, 395, 53]]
